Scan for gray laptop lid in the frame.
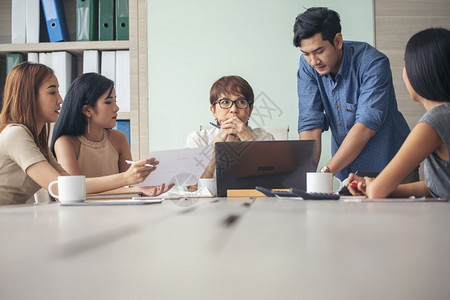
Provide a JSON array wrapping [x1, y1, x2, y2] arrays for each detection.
[[215, 140, 317, 197]]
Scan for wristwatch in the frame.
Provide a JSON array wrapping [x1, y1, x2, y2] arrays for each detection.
[[320, 165, 331, 173]]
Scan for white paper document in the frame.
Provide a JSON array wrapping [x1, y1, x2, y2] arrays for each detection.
[[60, 199, 163, 206], [157, 187, 213, 199], [139, 145, 213, 186]]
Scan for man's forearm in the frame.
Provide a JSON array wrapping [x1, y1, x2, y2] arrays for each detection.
[[299, 128, 322, 166], [326, 123, 375, 174]]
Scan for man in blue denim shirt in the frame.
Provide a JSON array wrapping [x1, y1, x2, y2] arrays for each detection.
[[293, 7, 417, 181]]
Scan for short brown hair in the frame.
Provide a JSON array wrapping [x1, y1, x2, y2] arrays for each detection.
[[209, 75, 254, 106]]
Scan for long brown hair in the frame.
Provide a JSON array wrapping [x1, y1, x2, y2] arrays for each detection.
[[0, 62, 55, 159]]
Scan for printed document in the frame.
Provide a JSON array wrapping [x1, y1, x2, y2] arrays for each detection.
[[139, 145, 213, 186]]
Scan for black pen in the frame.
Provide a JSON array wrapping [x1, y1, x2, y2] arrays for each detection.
[[210, 122, 237, 137], [209, 122, 220, 129]]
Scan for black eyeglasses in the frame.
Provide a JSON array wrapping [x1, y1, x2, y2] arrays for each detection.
[[214, 98, 250, 109]]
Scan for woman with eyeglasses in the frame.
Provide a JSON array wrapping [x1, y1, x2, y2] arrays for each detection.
[[185, 75, 274, 178]]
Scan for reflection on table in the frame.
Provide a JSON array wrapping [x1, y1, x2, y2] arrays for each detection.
[[1, 197, 449, 300]]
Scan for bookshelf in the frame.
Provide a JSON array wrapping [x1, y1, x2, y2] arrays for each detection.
[[0, 0, 149, 160]]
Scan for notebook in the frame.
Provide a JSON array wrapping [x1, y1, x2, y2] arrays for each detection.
[[215, 140, 317, 197]]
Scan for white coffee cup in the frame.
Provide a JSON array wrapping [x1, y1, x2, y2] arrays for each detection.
[[48, 176, 86, 203], [306, 172, 343, 193], [198, 178, 217, 196]]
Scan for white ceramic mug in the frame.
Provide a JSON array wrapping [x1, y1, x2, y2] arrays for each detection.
[[306, 172, 343, 193], [198, 178, 217, 196], [48, 176, 86, 203]]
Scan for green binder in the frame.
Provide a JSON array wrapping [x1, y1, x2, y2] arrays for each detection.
[[6, 53, 24, 75], [115, 0, 129, 40], [99, 0, 114, 41], [76, 0, 99, 41]]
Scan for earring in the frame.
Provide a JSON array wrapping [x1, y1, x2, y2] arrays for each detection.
[[87, 117, 91, 134]]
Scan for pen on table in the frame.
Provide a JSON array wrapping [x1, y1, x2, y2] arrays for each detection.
[[125, 160, 154, 168]]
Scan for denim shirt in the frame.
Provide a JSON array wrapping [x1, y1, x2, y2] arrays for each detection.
[[297, 41, 410, 179]]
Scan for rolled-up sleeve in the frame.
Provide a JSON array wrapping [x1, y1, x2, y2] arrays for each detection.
[[297, 56, 328, 133], [354, 56, 392, 131]]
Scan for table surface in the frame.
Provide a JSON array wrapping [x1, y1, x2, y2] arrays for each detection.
[[1, 197, 450, 300]]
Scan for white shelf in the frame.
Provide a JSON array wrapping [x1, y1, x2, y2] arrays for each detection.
[[0, 0, 149, 159], [0, 40, 131, 55]]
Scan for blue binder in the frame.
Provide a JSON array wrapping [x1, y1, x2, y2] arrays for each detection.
[[41, 0, 70, 42], [115, 120, 130, 146]]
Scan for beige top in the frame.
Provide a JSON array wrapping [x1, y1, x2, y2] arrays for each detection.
[[0, 124, 65, 205], [76, 130, 119, 178]]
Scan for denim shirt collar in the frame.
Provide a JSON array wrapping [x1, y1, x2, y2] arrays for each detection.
[[322, 42, 351, 81]]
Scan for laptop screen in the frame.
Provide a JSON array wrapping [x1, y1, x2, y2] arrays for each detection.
[[215, 140, 317, 197]]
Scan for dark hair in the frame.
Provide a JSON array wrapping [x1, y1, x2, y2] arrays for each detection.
[[404, 28, 450, 102], [50, 73, 114, 155], [209, 75, 254, 106], [0, 62, 54, 159], [293, 7, 341, 48]]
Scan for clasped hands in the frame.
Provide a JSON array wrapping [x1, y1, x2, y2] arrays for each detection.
[[214, 117, 254, 142]]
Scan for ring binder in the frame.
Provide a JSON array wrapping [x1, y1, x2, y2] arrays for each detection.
[[41, 0, 70, 42], [115, 0, 129, 40], [76, 0, 99, 41], [99, 0, 114, 41]]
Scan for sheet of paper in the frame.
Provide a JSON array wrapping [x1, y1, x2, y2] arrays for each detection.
[[60, 199, 163, 206], [156, 187, 213, 198], [139, 145, 213, 186]]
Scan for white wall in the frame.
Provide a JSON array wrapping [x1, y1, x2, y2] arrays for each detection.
[[148, 0, 373, 169]]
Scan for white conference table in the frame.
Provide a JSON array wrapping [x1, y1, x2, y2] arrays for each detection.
[[1, 197, 450, 300]]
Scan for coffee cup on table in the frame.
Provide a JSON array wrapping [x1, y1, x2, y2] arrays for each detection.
[[306, 172, 343, 193], [48, 176, 86, 203]]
